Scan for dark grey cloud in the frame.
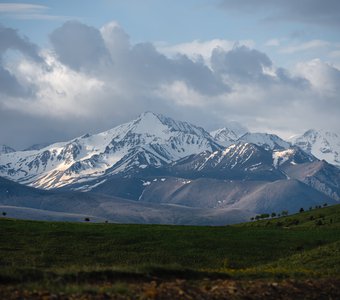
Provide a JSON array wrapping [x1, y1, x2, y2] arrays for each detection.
[[0, 66, 29, 97], [0, 25, 42, 60], [211, 46, 272, 82], [127, 42, 228, 95], [210, 46, 308, 88], [275, 68, 309, 88], [50, 22, 229, 95], [219, 0, 340, 27], [0, 25, 42, 97], [50, 21, 112, 71]]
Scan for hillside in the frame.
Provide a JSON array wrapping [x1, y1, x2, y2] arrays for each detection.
[[0, 204, 339, 298], [238, 201, 340, 228]]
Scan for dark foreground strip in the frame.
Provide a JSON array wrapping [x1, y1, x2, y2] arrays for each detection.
[[1, 278, 340, 300]]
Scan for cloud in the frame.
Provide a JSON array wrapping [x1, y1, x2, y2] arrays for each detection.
[[295, 59, 340, 95], [280, 40, 330, 54], [0, 21, 339, 149], [0, 25, 43, 97], [0, 2, 66, 20], [329, 50, 340, 58], [0, 66, 30, 97], [100, 21, 130, 57], [0, 3, 47, 13], [127, 42, 228, 95], [219, 0, 340, 27], [157, 39, 255, 64], [50, 21, 229, 95], [211, 46, 272, 83], [50, 21, 112, 72], [209, 45, 307, 88], [265, 39, 281, 47], [0, 25, 42, 61]]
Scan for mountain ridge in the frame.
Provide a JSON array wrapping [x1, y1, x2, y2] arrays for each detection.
[[290, 129, 340, 168], [1, 112, 340, 226], [0, 112, 222, 189]]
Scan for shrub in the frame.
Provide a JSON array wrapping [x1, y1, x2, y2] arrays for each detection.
[[315, 220, 323, 226], [260, 213, 270, 219]]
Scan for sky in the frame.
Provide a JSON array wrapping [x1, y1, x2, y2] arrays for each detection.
[[0, 0, 339, 149]]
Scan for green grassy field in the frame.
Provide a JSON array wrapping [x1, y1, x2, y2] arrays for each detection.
[[0, 204, 339, 298]]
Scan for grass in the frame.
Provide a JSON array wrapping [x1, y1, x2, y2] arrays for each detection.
[[0, 204, 339, 288], [239, 203, 340, 228]]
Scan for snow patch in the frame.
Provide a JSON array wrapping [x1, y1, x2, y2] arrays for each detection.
[[273, 149, 295, 168]]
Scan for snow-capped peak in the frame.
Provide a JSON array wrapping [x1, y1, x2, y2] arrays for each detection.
[[0, 145, 16, 154], [211, 121, 248, 146], [238, 132, 291, 151], [290, 129, 340, 167], [123, 111, 173, 139], [0, 112, 221, 189]]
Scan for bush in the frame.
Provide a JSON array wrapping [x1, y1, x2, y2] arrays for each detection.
[[260, 213, 270, 219], [315, 220, 323, 226], [281, 210, 288, 216]]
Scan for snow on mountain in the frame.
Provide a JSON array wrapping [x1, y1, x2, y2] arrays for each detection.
[[290, 129, 340, 168], [211, 121, 248, 146], [0, 145, 16, 154], [272, 146, 316, 168], [238, 132, 291, 151], [166, 142, 286, 181], [0, 112, 222, 189]]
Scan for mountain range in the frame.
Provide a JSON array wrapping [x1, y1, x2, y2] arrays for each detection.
[[0, 112, 339, 225]]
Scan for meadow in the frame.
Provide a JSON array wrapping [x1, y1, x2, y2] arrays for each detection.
[[0, 204, 339, 298]]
